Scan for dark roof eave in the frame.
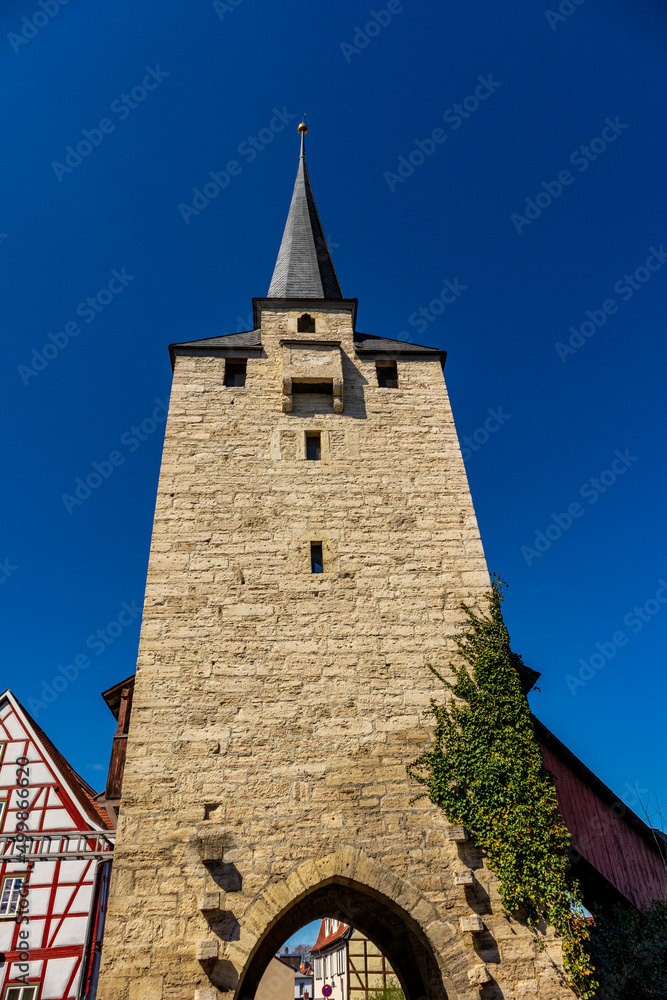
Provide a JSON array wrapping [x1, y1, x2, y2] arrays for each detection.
[[101, 674, 136, 719], [169, 331, 263, 370]]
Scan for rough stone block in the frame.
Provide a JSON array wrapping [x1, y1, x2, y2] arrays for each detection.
[[468, 965, 492, 986], [198, 892, 223, 914], [454, 869, 474, 886], [459, 916, 484, 933], [196, 939, 220, 961], [447, 825, 468, 842]]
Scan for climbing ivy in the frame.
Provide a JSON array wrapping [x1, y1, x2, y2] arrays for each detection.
[[407, 577, 597, 997]]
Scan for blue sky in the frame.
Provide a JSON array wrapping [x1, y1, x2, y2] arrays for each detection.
[[1, 0, 666, 834]]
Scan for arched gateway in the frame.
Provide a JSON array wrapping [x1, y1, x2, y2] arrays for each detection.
[[234, 851, 451, 1000], [96, 127, 577, 999]]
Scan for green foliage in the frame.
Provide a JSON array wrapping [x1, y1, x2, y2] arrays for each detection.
[[407, 577, 596, 997], [586, 900, 667, 999], [366, 978, 406, 1000]]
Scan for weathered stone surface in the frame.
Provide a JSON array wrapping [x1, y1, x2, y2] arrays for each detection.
[[96, 304, 575, 999], [459, 916, 484, 933], [447, 825, 468, 843], [468, 964, 492, 985], [197, 939, 220, 961]]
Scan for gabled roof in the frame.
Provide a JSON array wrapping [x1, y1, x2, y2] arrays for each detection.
[[311, 919, 352, 954], [268, 129, 343, 299], [1, 690, 114, 830]]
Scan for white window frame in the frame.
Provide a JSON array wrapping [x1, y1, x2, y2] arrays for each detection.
[[0, 875, 24, 918], [3, 985, 40, 1000], [315, 958, 322, 980]]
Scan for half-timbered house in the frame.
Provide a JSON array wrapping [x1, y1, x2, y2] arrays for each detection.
[[311, 919, 398, 1000], [0, 690, 114, 1000]]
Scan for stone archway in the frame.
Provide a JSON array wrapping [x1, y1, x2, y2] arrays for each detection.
[[227, 850, 462, 1000]]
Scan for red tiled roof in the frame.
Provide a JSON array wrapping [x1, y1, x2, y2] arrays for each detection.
[[311, 920, 351, 954], [19, 698, 114, 830]]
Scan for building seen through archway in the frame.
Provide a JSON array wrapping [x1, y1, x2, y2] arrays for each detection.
[[256, 918, 402, 1000]]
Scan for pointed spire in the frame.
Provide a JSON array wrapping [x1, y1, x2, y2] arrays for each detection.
[[268, 122, 343, 299]]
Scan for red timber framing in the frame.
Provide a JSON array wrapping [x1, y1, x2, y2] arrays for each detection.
[[535, 718, 666, 911], [0, 690, 114, 1000]]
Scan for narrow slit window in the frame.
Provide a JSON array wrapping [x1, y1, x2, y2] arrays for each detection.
[[297, 313, 315, 333], [224, 359, 247, 387], [376, 361, 398, 388], [305, 433, 321, 461], [310, 542, 324, 574]]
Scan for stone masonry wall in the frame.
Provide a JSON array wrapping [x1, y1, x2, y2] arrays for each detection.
[[96, 304, 575, 1000]]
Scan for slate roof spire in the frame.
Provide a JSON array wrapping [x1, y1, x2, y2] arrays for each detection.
[[268, 122, 343, 299]]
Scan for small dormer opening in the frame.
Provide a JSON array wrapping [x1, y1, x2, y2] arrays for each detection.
[[297, 313, 315, 333]]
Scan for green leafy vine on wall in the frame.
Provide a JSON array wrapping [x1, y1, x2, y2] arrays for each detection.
[[406, 577, 597, 997]]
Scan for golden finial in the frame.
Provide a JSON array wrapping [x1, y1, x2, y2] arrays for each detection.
[[298, 114, 308, 135]]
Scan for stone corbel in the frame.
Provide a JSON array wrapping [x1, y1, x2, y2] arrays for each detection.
[[282, 375, 293, 413], [333, 377, 344, 413]]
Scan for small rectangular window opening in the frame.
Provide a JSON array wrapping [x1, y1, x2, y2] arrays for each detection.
[[310, 542, 324, 574], [376, 361, 398, 388], [305, 433, 321, 461], [225, 359, 247, 387]]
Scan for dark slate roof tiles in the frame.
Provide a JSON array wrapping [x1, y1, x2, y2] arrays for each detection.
[[268, 133, 342, 299]]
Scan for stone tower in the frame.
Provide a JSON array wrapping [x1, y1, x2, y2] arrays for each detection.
[[96, 127, 575, 1000]]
